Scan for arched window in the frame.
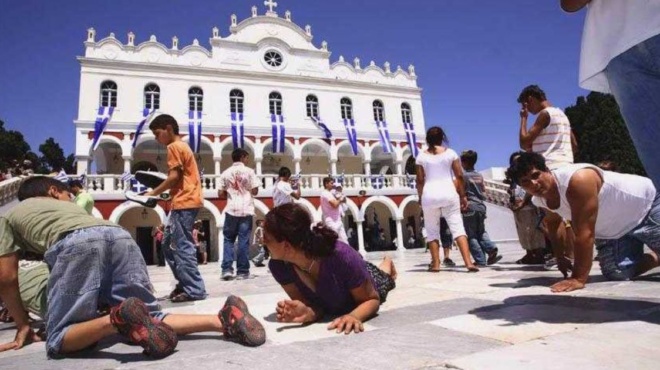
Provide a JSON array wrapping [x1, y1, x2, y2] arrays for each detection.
[[401, 102, 413, 124], [100, 81, 117, 107], [373, 100, 385, 121], [340, 97, 353, 120], [188, 87, 203, 111], [230, 89, 244, 114], [306, 94, 319, 118], [269, 92, 282, 115], [144, 84, 160, 110]]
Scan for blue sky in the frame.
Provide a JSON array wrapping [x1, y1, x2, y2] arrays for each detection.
[[0, 0, 587, 170]]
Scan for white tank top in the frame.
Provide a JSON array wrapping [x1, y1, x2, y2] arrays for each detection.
[[415, 148, 460, 208], [532, 107, 574, 170], [579, 0, 660, 93], [532, 164, 656, 239]]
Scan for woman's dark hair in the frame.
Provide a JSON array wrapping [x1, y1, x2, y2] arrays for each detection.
[[426, 126, 448, 154], [265, 203, 337, 258], [505, 151, 549, 184], [18, 176, 70, 201]]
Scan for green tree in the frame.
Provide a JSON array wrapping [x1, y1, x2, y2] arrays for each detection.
[[37, 137, 67, 174], [565, 92, 645, 176], [0, 120, 32, 172]]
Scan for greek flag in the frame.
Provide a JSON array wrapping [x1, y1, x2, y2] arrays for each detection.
[[375, 121, 394, 153], [371, 174, 385, 190], [231, 112, 245, 149], [406, 174, 417, 189], [132, 108, 156, 149], [91, 106, 115, 151], [404, 121, 419, 158], [120, 171, 134, 182], [53, 169, 68, 183], [333, 173, 345, 187], [310, 116, 332, 140], [188, 110, 202, 153], [130, 178, 148, 194], [342, 118, 359, 155], [290, 172, 301, 190], [271, 114, 286, 153]]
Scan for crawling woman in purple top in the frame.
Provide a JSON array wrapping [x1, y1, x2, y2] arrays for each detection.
[[264, 203, 397, 334]]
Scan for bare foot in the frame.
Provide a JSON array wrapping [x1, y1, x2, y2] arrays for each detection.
[[379, 255, 398, 280]]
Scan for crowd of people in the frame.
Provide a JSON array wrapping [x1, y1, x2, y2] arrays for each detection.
[[0, 0, 658, 361]]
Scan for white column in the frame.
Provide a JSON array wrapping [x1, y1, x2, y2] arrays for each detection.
[[396, 160, 403, 175], [330, 160, 338, 175], [357, 221, 366, 256], [364, 161, 371, 176], [395, 218, 405, 255], [214, 159, 221, 174], [256, 160, 263, 176], [76, 156, 90, 174], [294, 158, 301, 174], [123, 157, 131, 173]]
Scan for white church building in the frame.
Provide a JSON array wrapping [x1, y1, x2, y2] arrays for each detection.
[[72, 1, 429, 264]]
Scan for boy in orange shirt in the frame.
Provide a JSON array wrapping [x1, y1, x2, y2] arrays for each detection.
[[148, 114, 207, 302]]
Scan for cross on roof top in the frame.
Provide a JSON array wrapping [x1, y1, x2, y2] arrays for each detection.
[[264, 0, 278, 12]]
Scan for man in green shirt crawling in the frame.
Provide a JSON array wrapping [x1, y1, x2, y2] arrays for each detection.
[[0, 176, 266, 359], [68, 180, 94, 215]]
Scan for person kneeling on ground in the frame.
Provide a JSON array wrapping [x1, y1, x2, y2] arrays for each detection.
[[0, 177, 266, 358], [264, 203, 397, 334], [506, 152, 660, 293]]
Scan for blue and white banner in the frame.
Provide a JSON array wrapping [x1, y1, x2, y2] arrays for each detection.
[[310, 116, 332, 140], [406, 174, 417, 189], [371, 174, 385, 190], [404, 121, 419, 158], [54, 169, 68, 183], [130, 178, 148, 194], [375, 121, 394, 153], [132, 108, 156, 149], [120, 171, 134, 182], [91, 106, 115, 151], [342, 118, 359, 155], [188, 110, 202, 153], [231, 112, 245, 149], [333, 173, 345, 187], [271, 114, 286, 153]]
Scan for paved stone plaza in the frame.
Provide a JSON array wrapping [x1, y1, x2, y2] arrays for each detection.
[[1, 240, 659, 370]]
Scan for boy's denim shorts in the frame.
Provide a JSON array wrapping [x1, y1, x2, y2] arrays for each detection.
[[44, 226, 164, 357], [597, 194, 660, 281]]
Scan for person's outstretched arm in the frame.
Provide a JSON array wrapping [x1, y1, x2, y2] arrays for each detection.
[[551, 169, 601, 293], [328, 280, 380, 334], [560, 0, 590, 13], [0, 253, 40, 352]]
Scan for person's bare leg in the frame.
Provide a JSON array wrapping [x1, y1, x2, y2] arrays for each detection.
[[455, 236, 478, 271], [378, 255, 397, 280], [443, 247, 451, 260], [428, 240, 441, 270], [202, 252, 208, 264], [163, 314, 222, 335], [60, 316, 116, 353]]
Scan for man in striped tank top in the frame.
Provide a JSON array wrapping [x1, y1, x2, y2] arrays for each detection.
[[517, 85, 576, 169], [517, 85, 578, 274]]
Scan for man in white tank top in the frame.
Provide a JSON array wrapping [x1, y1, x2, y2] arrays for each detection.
[[507, 152, 659, 293], [561, 0, 660, 189]]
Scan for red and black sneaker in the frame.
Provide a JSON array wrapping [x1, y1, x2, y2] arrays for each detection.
[[109, 297, 178, 358], [218, 295, 266, 347]]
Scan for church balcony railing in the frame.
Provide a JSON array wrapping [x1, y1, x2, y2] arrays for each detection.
[[82, 173, 419, 199], [0, 177, 24, 207]]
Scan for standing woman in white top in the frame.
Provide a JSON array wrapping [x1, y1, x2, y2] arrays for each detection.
[[416, 127, 479, 272]]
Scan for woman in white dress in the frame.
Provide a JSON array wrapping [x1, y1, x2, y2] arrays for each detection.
[[416, 126, 478, 272]]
